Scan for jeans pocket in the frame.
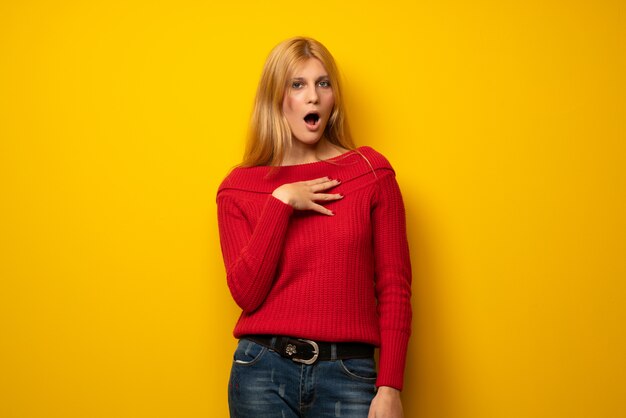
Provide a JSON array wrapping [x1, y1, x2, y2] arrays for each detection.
[[338, 357, 377, 382], [233, 339, 268, 366]]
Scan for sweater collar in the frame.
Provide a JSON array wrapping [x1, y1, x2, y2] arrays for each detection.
[[217, 146, 393, 195]]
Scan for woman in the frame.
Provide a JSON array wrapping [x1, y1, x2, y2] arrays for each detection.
[[216, 36, 412, 418]]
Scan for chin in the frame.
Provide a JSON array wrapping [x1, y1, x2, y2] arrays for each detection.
[[293, 134, 324, 145]]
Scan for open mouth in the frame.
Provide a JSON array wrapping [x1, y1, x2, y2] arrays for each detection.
[[304, 112, 320, 126]]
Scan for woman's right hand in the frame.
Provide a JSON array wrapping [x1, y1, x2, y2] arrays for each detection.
[[272, 177, 343, 216]]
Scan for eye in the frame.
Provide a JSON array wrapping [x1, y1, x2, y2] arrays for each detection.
[[318, 80, 331, 88], [291, 81, 304, 89]]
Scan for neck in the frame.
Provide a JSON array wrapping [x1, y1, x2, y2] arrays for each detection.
[[281, 138, 335, 166]]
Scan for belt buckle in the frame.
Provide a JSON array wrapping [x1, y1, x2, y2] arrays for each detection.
[[291, 339, 319, 365]]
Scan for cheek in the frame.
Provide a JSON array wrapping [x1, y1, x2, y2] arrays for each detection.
[[325, 93, 335, 111], [282, 94, 296, 114]]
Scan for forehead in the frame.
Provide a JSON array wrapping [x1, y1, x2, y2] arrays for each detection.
[[289, 58, 328, 78]]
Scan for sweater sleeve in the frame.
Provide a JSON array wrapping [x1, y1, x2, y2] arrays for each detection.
[[371, 169, 413, 391], [217, 193, 294, 313]]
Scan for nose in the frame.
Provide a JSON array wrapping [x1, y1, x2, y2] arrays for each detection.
[[306, 85, 319, 104]]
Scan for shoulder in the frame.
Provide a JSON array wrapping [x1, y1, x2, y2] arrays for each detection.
[[356, 145, 396, 175], [216, 166, 256, 200], [216, 166, 241, 194]]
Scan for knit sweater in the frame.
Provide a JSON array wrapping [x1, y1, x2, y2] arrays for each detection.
[[216, 145, 412, 390]]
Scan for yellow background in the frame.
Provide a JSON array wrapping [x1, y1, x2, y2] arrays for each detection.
[[1, 1, 624, 417]]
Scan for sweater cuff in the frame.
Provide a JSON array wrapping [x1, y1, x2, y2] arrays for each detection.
[[376, 330, 411, 391], [264, 194, 295, 220], [248, 195, 294, 255]]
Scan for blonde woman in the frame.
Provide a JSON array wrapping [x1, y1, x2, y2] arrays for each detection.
[[216, 36, 412, 418]]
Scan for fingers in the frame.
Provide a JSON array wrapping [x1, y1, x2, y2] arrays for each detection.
[[303, 176, 338, 186], [282, 177, 343, 216], [308, 192, 343, 215], [303, 176, 333, 185], [311, 193, 343, 202], [309, 202, 335, 216], [308, 178, 341, 215], [309, 178, 341, 192]]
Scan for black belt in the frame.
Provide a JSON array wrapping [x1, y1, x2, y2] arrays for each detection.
[[243, 335, 375, 365]]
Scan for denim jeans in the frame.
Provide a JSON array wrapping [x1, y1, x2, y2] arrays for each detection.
[[228, 338, 378, 418]]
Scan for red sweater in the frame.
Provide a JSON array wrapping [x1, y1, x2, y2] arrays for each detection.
[[216, 146, 412, 390]]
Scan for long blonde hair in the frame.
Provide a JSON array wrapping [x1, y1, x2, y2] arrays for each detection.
[[241, 37, 355, 167]]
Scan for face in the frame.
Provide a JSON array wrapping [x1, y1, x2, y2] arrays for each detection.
[[282, 58, 335, 147]]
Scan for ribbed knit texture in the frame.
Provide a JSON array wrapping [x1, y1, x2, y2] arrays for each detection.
[[216, 146, 412, 390]]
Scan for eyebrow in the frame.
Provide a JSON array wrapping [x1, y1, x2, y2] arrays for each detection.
[[291, 75, 330, 82]]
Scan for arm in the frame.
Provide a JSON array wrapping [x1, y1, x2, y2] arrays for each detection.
[[217, 193, 294, 313], [371, 170, 413, 391], [368, 170, 412, 417]]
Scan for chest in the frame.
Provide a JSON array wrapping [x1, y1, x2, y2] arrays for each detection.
[[286, 193, 373, 254]]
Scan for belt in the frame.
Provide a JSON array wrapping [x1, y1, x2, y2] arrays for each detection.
[[243, 335, 375, 365]]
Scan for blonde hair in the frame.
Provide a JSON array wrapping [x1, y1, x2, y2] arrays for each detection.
[[240, 36, 355, 167]]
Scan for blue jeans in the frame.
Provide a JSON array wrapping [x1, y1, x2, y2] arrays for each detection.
[[228, 338, 378, 418]]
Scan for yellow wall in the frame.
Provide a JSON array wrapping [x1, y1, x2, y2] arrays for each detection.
[[1, 1, 624, 417]]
